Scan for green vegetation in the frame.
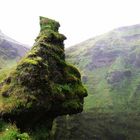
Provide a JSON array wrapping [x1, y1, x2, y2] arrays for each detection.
[[2, 17, 140, 140], [66, 24, 140, 112], [52, 24, 140, 140], [40, 16, 60, 32], [0, 121, 30, 140], [0, 17, 87, 140], [54, 112, 140, 140]]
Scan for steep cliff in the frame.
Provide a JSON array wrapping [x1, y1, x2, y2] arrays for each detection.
[[0, 17, 87, 139]]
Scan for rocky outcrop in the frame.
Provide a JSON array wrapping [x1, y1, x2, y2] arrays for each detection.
[[106, 70, 131, 87], [0, 17, 87, 137]]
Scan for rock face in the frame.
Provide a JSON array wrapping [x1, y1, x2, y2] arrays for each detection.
[[106, 70, 131, 88], [0, 16, 87, 133]]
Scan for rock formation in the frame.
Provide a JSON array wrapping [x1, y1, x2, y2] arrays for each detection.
[[0, 16, 87, 137]]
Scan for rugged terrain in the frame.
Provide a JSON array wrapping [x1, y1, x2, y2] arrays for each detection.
[[1, 20, 140, 140], [0, 31, 29, 84], [0, 17, 87, 140], [66, 24, 140, 112], [53, 24, 140, 140], [0, 30, 28, 69]]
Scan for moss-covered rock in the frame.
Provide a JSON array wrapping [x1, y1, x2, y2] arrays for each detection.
[[0, 16, 87, 136]]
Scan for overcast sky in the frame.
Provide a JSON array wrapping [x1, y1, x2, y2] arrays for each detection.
[[0, 0, 140, 47]]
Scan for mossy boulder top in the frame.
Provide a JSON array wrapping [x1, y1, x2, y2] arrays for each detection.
[[0, 17, 87, 129], [40, 16, 60, 32]]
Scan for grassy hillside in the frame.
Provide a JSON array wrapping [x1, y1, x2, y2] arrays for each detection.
[[1, 23, 140, 139], [0, 31, 30, 140], [0, 30, 29, 83], [66, 24, 140, 112], [0, 31, 29, 70], [53, 24, 140, 140]]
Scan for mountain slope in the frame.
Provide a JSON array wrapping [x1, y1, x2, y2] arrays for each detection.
[[0, 30, 29, 69], [66, 24, 140, 112], [52, 24, 140, 140]]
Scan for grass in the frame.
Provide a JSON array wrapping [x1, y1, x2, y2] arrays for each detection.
[[0, 121, 30, 140]]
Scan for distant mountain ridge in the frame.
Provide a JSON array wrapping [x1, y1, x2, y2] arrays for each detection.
[[53, 23, 140, 140], [0, 31, 29, 68], [66, 23, 140, 112]]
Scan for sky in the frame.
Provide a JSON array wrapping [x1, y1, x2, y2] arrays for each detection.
[[0, 0, 140, 47]]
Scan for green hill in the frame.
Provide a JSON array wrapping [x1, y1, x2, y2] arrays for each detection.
[[0, 31, 29, 83], [1, 22, 140, 139], [66, 24, 140, 112], [53, 24, 140, 140], [0, 31, 29, 69]]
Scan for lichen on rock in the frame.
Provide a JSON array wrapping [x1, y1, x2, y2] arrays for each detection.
[[0, 16, 87, 135]]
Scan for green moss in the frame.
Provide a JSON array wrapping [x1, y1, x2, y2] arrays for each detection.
[[0, 17, 87, 140], [20, 57, 42, 65], [65, 63, 81, 79], [24, 58, 38, 65], [62, 100, 83, 112], [0, 121, 30, 140], [40, 16, 60, 32]]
